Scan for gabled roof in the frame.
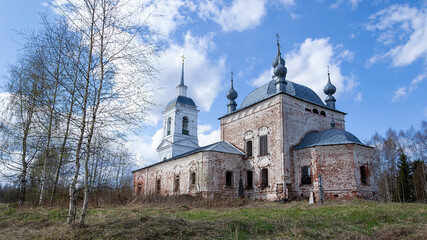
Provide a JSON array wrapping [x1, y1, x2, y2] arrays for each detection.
[[294, 128, 370, 150], [132, 141, 244, 172]]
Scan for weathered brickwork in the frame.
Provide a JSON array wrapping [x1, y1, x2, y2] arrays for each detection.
[[133, 92, 377, 202], [133, 152, 244, 198]]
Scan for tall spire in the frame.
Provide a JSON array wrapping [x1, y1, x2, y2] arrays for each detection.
[[177, 55, 188, 96], [226, 72, 238, 114], [273, 33, 287, 93], [323, 65, 336, 109]]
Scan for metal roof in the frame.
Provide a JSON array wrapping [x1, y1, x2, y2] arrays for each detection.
[[132, 141, 244, 172], [239, 80, 326, 110], [166, 95, 196, 108], [294, 128, 365, 150]]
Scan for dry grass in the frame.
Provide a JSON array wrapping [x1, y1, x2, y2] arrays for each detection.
[[0, 199, 426, 239]]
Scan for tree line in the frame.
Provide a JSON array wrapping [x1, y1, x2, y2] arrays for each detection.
[[368, 121, 427, 203], [0, 0, 158, 227]]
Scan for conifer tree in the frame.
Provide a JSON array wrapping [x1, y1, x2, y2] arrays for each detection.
[[396, 151, 412, 202]]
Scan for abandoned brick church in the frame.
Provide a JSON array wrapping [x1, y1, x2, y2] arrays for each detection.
[[132, 41, 378, 202]]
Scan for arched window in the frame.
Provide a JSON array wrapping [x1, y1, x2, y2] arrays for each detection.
[[320, 111, 326, 117], [313, 108, 319, 114], [167, 117, 171, 135], [182, 117, 189, 135]]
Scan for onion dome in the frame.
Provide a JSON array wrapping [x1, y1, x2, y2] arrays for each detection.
[[324, 66, 336, 109], [226, 74, 238, 101], [226, 72, 238, 114], [323, 71, 336, 96]]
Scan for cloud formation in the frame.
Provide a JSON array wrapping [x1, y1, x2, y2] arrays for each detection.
[[250, 38, 357, 100], [198, 0, 267, 32], [147, 32, 226, 125], [367, 4, 427, 67], [331, 0, 362, 10], [392, 72, 426, 102]]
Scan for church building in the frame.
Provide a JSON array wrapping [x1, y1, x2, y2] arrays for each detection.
[[132, 40, 378, 202]]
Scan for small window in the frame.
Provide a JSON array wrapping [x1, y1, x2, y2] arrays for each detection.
[[246, 171, 253, 188], [320, 111, 326, 117], [137, 184, 142, 195], [261, 168, 268, 189], [246, 140, 253, 157], [259, 135, 268, 156], [301, 166, 311, 185], [360, 166, 367, 184], [190, 172, 196, 185], [167, 117, 172, 135], [305, 108, 312, 112], [226, 171, 233, 187], [174, 175, 180, 192], [313, 109, 319, 114], [182, 117, 189, 135], [156, 179, 161, 194]]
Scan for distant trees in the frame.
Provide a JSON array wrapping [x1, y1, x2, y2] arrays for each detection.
[[369, 121, 427, 203], [0, 0, 157, 227]]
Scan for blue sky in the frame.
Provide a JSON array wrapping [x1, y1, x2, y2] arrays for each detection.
[[1, 0, 426, 167]]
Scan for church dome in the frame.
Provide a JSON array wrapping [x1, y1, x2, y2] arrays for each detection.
[[323, 79, 336, 95], [166, 95, 196, 108], [294, 128, 363, 150], [272, 54, 285, 68], [239, 80, 325, 110]]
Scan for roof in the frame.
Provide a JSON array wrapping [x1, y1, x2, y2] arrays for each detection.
[[166, 95, 196, 108], [294, 128, 368, 150], [132, 141, 244, 172], [240, 80, 326, 110]]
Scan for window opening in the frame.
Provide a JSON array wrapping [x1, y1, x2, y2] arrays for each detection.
[[301, 166, 311, 185], [174, 175, 180, 192], [190, 172, 196, 185], [167, 117, 172, 135], [320, 111, 326, 117], [313, 109, 319, 114], [246, 171, 253, 188], [259, 135, 268, 156], [360, 166, 367, 184], [246, 140, 253, 157], [226, 171, 233, 187], [137, 184, 142, 195], [305, 108, 312, 112], [182, 117, 189, 135], [156, 179, 161, 194], [261, 168, 268, 189]]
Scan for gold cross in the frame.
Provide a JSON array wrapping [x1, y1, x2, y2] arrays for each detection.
[[181, 54, 186, 63]]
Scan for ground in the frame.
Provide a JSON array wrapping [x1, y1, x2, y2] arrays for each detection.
[[0, 199, 426, 239]]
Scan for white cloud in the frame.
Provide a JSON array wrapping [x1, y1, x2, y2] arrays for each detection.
[[198, 0, 267, 32], [41, 2, 49, 7], [331, 0, 362, 9], [250, 38, 357, 100], [130, 129, 163, 167], [198, 124, 220, 146], [146, 32, 226, 125], [392, 72, 426, 102], [354, 92, 363, 103], [392, 87, 407, 102], [367, 5, 427, 67]]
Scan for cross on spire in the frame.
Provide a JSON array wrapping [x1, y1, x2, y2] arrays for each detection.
[[231, 71, 234, 80], [275, 33, 281, 55], [327, 65, 330, 74], [181, 54, 186, 63]]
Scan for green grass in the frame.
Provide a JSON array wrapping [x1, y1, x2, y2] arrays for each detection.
[[0, 200, 426, 239]]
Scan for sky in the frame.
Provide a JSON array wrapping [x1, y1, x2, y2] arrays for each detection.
[[0, 0, 426, 168]]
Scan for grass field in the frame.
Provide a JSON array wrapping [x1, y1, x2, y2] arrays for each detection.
[[0, 199, 426, 239]]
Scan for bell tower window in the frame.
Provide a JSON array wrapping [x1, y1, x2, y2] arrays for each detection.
[[182, 117, 189, 135], [167, 117, 172, 135]]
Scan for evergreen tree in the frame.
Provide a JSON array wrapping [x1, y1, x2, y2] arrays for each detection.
[[396, 151, 412, 202]]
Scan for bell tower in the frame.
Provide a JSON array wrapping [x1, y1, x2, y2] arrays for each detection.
[[156, 56, 199, 161]]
